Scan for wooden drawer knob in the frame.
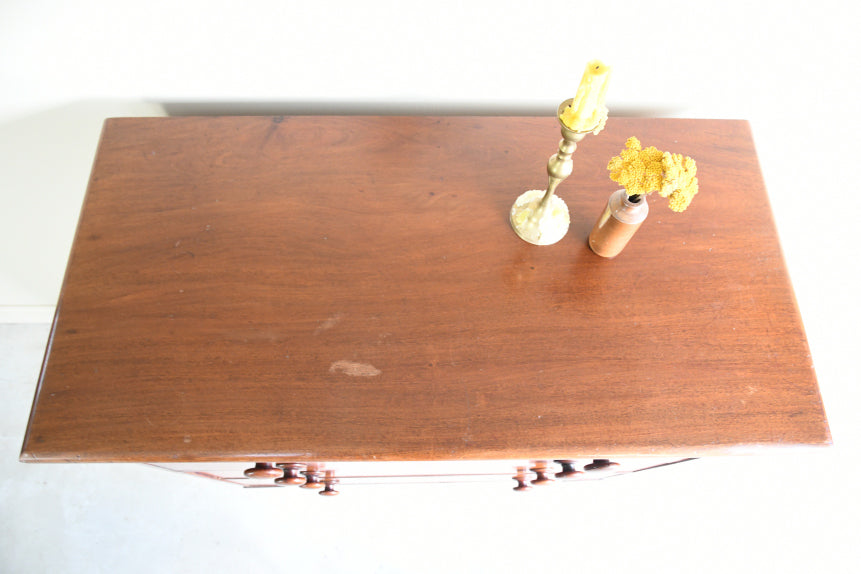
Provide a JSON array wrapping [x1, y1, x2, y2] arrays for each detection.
[[554, 460, 583, 479], [512, 467, 533, 492], [319, 470, 339, 496], [584, 459, 620, 471], [275, 463, 306, 485], [300, 468, 324, 489], [243, 462, 283, 479], [530, 461, 555, 486]]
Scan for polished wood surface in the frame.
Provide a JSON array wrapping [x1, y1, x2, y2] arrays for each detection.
[[21, 116, 830, 463]]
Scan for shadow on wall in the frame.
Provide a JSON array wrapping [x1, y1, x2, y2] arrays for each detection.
[[157, 100, 684, 117]]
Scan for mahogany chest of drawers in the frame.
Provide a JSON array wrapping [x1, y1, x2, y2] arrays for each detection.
[[21, 115, 830, 493]]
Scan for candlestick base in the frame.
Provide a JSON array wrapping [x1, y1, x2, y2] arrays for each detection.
[[510, 189, 570, 246]]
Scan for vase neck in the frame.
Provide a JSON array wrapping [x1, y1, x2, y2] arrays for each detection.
[[623, 193, 645, 207], [610, 189, 649, 224]]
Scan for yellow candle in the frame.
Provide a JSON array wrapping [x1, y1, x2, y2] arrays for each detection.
[[561, 60, 611, 132]]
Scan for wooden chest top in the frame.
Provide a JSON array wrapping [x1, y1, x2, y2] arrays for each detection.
[[21, 116, 830, 462]]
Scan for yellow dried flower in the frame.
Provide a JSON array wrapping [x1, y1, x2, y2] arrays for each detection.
[[607, 137, 699, 212], [660, 152, 699, 212], [607, 137, 664, 195]]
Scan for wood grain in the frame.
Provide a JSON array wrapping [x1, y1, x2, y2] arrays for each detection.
[[21, 116, 830, 463]]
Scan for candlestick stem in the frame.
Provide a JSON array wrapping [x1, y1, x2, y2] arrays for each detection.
[[543, 132, 584, 203], [510, 99, 597, 245]]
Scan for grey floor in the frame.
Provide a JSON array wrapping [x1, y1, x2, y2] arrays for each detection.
[[2, 322, 858, 573]]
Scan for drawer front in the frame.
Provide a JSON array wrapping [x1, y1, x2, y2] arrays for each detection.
[[149, 458, 694, 493]]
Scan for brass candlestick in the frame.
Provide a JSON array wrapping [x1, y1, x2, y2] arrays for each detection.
[[510, 98, 605, 245]]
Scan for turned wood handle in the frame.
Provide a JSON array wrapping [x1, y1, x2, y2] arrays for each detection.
[[512, 467, 533, 492], [300, 468, 324, 489], [584, 459, 620, 471], [554, 460, 583, 479], [243, 462, 283, 479], [319, 470, 340, 496], [275, 462, 307, 485], [529, 461, 555, 486]]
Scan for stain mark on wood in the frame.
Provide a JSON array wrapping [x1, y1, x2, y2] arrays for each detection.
[[329, 360, 381, 377], [315, 314, 343, 335]]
